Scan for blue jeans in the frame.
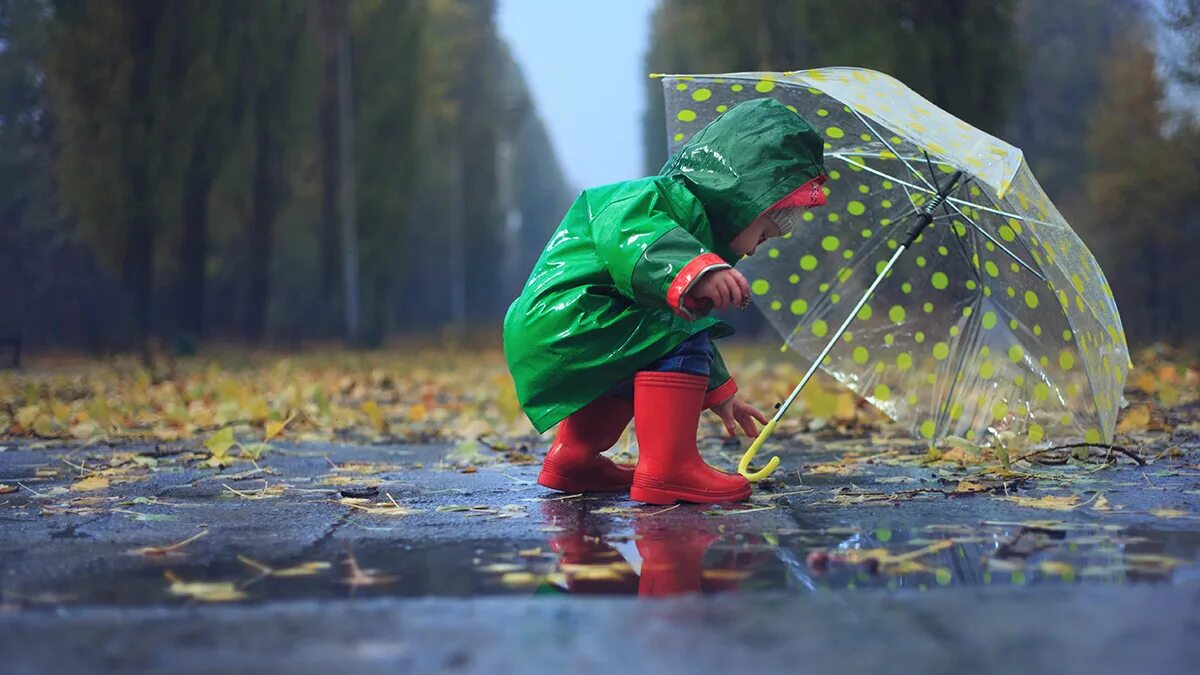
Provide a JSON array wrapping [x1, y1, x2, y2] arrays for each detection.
[[607, 332, 712, 398]]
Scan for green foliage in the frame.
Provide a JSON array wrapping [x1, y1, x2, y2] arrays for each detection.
[[643, 0, 1021, 173], [1007, 0, 1140, 204], [1082, 30, 1200, 343]]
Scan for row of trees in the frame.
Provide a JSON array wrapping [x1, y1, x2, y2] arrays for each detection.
[[643, 0, 1200, 345], [0, 0, 572, 351]]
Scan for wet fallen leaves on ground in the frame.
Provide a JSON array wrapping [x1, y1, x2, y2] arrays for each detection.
[[1, 343, 1200, 605]]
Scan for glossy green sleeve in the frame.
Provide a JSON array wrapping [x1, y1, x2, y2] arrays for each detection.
[[591, 188, 729, 319]]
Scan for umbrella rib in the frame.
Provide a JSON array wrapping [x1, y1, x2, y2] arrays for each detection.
[[834, 151, 1062, 231], [844, 106, 938, 193], [944, 200, 1047, 283], [945, 197, 1059, 229], [827, 154, 937, 205]]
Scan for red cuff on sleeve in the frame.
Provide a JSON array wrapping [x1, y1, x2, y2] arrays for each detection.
[[667, 253, 728, 319], [703, 376, 738, 409]]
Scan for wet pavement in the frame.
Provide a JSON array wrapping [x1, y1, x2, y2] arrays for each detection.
[[2, 435, 1199, 673]]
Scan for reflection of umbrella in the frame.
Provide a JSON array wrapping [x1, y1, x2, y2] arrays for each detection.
[[657, 69, 1130, 480]]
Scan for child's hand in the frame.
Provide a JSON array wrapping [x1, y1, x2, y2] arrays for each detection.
[[688, 268, 750, 311], [709, 395, 770, 438]]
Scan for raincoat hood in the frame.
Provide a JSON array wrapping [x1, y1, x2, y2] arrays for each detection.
[[660, 97, 827, 246]]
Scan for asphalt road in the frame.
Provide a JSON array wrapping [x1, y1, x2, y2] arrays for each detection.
[[1, 434, 1198, 674]]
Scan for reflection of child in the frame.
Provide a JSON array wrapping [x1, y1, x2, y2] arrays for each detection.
[[504, 98, 827, 504]]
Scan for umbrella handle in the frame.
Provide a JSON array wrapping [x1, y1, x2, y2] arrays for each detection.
[[738, 418, 780, 481]]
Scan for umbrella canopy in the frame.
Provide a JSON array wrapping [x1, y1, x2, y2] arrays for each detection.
[[658, 68, 1130, 450]]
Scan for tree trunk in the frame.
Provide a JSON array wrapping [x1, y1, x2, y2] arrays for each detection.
[[179, 140, 213, 339], [318, 8, 341, 323], [126, 0, 165, 345], [245, 90, 277, 343], [337, 26, 359, 342]]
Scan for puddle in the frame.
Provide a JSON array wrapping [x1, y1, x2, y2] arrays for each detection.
[[4, 500, 1200, 607]]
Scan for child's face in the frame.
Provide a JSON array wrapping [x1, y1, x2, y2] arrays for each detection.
[[730, 215, 784, 257]]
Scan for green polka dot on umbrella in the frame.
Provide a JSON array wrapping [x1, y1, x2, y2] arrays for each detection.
[[656, 67, 1130, 481]]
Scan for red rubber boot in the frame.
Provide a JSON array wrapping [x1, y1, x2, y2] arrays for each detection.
[[537, 395, 635, 493], [629, 372, 751, 504]]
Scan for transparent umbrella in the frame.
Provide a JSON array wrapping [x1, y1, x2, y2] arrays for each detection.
[[657, 68, 1130, 480]]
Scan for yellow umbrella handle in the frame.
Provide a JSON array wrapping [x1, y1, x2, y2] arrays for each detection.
[[738, 418, 780, 481]]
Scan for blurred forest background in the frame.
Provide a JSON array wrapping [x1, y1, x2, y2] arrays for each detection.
[[1, 0, 1198, 356]]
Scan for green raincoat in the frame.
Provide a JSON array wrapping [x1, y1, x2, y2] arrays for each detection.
[[504, 98, 826, 433]]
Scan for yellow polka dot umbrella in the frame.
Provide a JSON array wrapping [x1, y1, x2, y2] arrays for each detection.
[[657, 68, 1130, 481]]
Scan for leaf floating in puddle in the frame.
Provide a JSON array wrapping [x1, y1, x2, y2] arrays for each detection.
[[499, 572, 540, 587], [132, 530, 209, 556], [478, 563, 526, 574], [702, 569, 752, 581], [238, 555, 332, 577], [165, 571, 246, 602], [1149, 508, 1193, 519], [1125, 553, 1187, 574], [592, 506, 637, 516], [999, 494, 1090, 511], [1038, 561, 1077, 581], [340, 551, 395, 587], [560, 562, 633, 580], [0, 484, 17, 494]]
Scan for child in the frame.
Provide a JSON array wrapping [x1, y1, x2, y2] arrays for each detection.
[[503, 98, 826, 504]]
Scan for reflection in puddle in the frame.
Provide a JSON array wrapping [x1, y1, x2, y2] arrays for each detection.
[[505, 500, 1200, 596], [3, 499, 1199, 607]]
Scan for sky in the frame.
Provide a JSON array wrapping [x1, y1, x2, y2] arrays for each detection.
[[496, 0, 656, 191]]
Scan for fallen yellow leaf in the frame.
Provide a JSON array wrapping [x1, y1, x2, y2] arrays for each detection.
[[264, 416, 291, 442], [408, 403, 428, 423], [205, 427, 235, 464], [1158, 382, 1181, 407], [1116, 405, 1151, 433], [1150, 508, 1191, 519], [1001, 494, 1085, 511], [16, 405, 40, 429], [362, 400, 386, 433], [1132, 371, 1157, 394], [70, 474, 110, 492], [953, 480, 987, 494]]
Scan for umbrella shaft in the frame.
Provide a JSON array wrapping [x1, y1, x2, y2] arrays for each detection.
[[903, 170, 963, 247], [773, 242, 909, 423]]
